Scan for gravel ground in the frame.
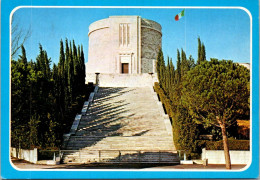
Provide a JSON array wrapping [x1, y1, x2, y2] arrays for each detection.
[[11, 157, 246, 170]]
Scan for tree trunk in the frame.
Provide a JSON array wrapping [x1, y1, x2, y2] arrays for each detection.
[[221, 124, 231, 169]]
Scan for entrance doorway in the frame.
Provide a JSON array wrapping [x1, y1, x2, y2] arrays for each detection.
[[121, 63, 129, 74]]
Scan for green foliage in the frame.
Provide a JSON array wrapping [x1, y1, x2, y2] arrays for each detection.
[[181, 59, 250, 129], [156, 48, 165, 87], [172, 107, 199, 152], [200, 43, 206, 62], [154, 82, 198, 158], [11, 39, 89, 149], [197, 140, 250, 150], [28, 115, 40, 147], [197, 37, 206, 65], [154, 37, 249, 160], [176, 49, 181, 82], [154, 82, 174, 117]]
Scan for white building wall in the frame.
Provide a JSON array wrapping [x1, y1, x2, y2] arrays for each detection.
[[87, 27, 111, 73], [86, 73, 158, 87], [11, 147, 38, 164], [87, 16, 141, 74], [86, 16, 162, 78], [201, 148, 250, 165]]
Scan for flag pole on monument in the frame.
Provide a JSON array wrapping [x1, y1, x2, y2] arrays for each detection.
[[175, 9, 186, 52]]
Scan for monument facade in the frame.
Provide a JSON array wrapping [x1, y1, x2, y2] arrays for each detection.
[[85, 16, 162, 86]]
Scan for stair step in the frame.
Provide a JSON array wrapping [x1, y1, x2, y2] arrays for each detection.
[[63, 87, 178, 164]]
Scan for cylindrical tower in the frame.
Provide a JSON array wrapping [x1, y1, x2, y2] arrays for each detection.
[[87, 18, 111, 73], [141, 18, 162, 73], [86, 16, 162, 75]]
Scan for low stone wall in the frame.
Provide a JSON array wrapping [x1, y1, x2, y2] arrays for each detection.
[[62, 86, 99, 149], [11, 147, 38, 164], [86, 73, 158, 87], [150, 88, 173, 137], [201, 148, 250, 165]]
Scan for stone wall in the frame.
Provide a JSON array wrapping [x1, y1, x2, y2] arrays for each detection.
[[85, 73, 158, 87], [11, 147, 38, 164], [201, 148, 250, 165], [141, 27, 161, 73], [141, 18, 162, 32]]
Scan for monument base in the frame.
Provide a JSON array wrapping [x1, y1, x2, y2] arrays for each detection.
[[85, 73, 158, 87]]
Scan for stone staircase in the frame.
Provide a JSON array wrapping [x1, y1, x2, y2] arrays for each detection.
[[62, 87, 178, 164]]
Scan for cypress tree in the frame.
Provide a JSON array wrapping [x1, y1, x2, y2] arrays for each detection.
[[156, 48, 163, 79], [80, 44, 85, 88], [201, 43, 206, 62], [167, 57, 170, 73], [19, 45, 28, 65], [181, 49, 188, 77], [18, 45, 29, 91], [12, 45, 30, 147], [11, 38, 88, 149], [188, 55, 195, 69], [72, 40, 79, 95], [77, 45, 81, 90], [34, 44, 54, 147], [156, 48, 165, 88], [64, 39, 70, 108], [197, 37, 202, 64], [169, 58, 175, 85], [58, 39, 65, 76], [52, 63, 59, 94], [197, 38, 206, 64], [72, 40, 78, 77], [28, 114, 40, 147], [44, 50, 51, 79], [64, 38, 69, 80], [176, 49, 181, 83], [165, 57, 171, 94], [58, 39, 65, 119], [67, 41, 74, 102], [36, 44, 44, 72]]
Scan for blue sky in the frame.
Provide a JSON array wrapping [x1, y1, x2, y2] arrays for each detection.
[[12, 7, 250, 66]]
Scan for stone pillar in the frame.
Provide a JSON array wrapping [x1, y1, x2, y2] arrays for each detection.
[[95, 73, 100, 85], [33, 148, 38, 164], [202, 148, 206, 160], [129, 55, 132, 74]]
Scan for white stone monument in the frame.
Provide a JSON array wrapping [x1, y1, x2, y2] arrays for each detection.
[[85, 16, 162, 87]]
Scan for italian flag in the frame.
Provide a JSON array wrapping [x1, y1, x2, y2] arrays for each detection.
[[175, 9, 185, 21]]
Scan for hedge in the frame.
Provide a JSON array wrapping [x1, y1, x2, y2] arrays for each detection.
[[197, 140, 250, 150], [154, 82, 199, 159], [154, 82, 249, 158], [154, 82, 174, 118]]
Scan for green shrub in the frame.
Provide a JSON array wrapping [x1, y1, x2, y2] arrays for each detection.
[[154, 82, 174, 117], [197, 140, 249, 150], [154, 82, 199, 159]]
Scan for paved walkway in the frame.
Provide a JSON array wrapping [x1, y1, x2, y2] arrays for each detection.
[[12, 158, 246, 170]]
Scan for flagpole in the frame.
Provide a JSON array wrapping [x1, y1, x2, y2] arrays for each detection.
[[185, 9, 186, 53]]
